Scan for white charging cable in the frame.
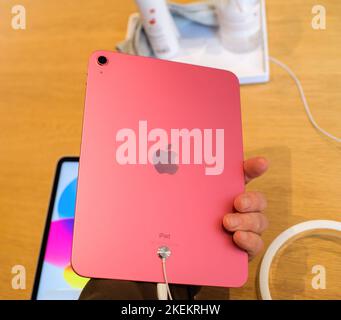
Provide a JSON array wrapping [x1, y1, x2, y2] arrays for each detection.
[[161, 258, 173, 300], [269, 56, 341, 143], [157, 246, 173, 300]]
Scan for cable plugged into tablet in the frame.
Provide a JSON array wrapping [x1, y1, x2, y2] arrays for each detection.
[[157, 246, 173, 300]]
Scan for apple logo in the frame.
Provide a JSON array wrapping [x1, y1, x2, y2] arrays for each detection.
[[153, 144, 179, 175]]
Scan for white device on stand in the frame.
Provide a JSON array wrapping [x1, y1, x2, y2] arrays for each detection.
[[215, 0, 261, 53], [122, 0, 270, 84]]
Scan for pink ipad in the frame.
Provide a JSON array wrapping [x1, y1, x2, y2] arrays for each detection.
[[72, 51, 247, 287]]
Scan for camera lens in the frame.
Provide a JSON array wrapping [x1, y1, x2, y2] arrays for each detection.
[[97, 56, 108, 66]]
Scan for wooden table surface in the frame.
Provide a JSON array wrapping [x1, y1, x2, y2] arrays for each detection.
[[0, 0, 340, 300]]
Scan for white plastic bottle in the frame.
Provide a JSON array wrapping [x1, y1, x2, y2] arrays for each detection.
[[135, 0, 180, 59]]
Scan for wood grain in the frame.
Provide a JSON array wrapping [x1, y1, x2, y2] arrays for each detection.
[[0, 0, 340, 299]]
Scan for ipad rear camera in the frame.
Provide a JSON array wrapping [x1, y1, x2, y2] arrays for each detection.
[[97, 56, 108, 66]]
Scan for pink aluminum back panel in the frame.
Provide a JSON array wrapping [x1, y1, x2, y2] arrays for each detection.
[[72, 51, 247, 287]]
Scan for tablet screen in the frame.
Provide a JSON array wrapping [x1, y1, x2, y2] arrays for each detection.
[[33, 159, 89, 300]]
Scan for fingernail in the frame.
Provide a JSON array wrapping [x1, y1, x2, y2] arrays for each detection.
[[227, 215, 239, 228], [241, 195, 250, 210]]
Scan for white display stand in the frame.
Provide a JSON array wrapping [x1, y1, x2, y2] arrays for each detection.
[[124, 0, 269, 85]]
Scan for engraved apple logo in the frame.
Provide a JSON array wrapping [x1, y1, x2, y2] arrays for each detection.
[[153, 144, 179, 175]]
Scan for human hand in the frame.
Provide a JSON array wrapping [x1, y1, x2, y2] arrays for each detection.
[[223, 157, 269, 260]]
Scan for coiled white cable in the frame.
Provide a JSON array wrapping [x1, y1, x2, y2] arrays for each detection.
[[259, 220, 341, 300], [269, 56, 341, 143]]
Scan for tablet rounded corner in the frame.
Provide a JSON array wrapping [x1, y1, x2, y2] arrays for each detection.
[[70, 253, 88, 279]]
